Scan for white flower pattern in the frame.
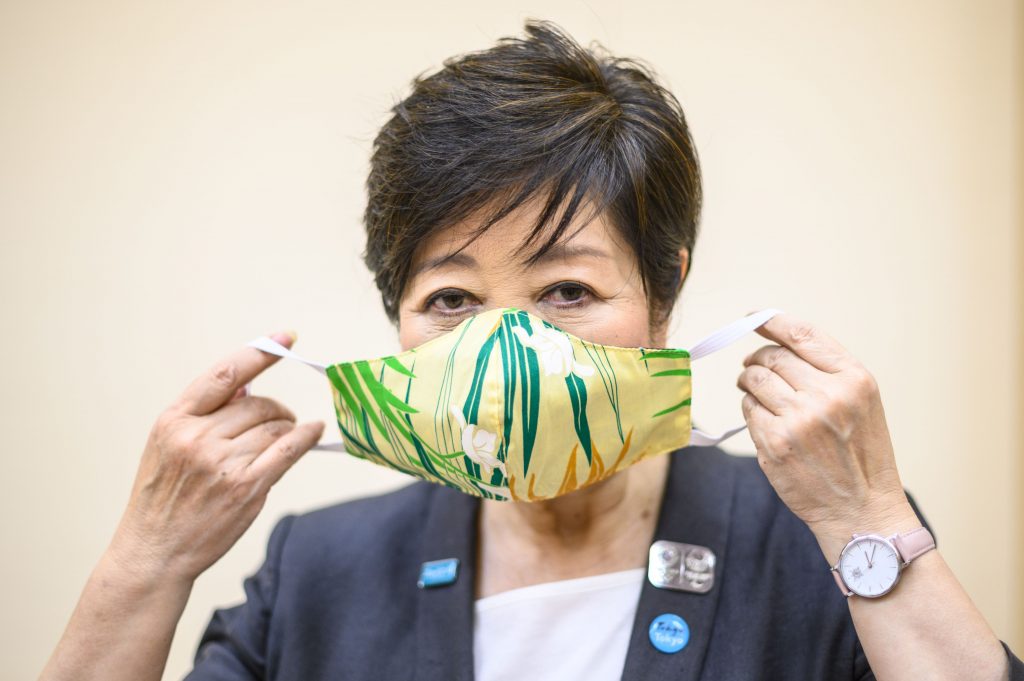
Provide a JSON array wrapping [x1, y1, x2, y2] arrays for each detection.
[[511, 326, 595, 378], [449, 404, 506, 478]]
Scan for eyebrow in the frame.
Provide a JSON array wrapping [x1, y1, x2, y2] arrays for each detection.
[[410, 243, 613, 278]]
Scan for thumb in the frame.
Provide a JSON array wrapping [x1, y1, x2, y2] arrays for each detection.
[[238, 331, 298, 401], [270, 329, 298, 349], [744, 309, 776, 339]]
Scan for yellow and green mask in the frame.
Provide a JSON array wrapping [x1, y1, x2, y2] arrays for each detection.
[[248, 306, 780, 502]]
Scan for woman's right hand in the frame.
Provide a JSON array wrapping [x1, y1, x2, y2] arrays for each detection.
[[107, 331, 325, 585], [39, 332, 324, 681]]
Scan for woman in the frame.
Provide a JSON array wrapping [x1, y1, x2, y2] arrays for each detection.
[[40, 20, 1021, 681]]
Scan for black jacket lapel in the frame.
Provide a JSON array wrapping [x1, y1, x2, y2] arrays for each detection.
[[619, 444, 737, 681], [413, 485, 480, 681]]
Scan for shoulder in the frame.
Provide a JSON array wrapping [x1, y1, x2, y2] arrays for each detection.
[[674, 445, 826, 559], [680, 445, 934, 546], [669, 444, 803, 534], [284, 478, 436, 545], [266, 480, 442, 588], [283, 476, 439, 539]]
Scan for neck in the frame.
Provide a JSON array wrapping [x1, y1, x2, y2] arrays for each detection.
[[475, 453, 671, 598]]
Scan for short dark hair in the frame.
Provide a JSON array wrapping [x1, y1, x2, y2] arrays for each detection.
[[362, 19, 702, 331]]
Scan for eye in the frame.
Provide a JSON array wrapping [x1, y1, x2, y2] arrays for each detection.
[[542, 281, 593, 308], [424, 288, 480, 317]]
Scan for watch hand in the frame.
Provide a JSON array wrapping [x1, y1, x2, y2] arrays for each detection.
[[870, 544, 876, 567], [863, 550, 870, 567]]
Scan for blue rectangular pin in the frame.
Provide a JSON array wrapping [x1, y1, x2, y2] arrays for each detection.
[[418, 558, 460, 589]]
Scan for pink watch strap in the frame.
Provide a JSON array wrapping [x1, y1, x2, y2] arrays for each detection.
[[831, 526, 935, 597], [832, 568, 851, 596], [892, 526, 935, 564]]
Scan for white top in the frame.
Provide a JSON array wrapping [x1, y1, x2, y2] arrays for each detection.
[[473, 568, 646, 681]]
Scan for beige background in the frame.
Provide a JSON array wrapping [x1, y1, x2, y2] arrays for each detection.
[[1, 1, 1021, 678]]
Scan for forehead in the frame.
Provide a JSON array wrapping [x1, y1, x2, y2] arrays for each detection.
[[407, 194, 634, 277]]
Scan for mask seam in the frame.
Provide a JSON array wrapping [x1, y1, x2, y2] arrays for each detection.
[[365, 308, 692, 365], [483, 342, 503, 491], [489, 345, 503, 488]]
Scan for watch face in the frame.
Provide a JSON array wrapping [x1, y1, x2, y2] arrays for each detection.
[[838, 536, 901, 597]]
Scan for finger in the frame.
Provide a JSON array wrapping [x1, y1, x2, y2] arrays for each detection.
[[230, 418, 297, 461], [247, 421, 325, 489], [751, 313, 850, 374], [736, 365, 797, 416], [740, 392, 779, 457], [231, 382, 252, 401], [742, 343, 824, 391], [740, 392, 774, 438], [209, 396, 297, 439], [175, 331, 297, 417]]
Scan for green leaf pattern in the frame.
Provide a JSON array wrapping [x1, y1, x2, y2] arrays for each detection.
[[325, 307, 692, 501]]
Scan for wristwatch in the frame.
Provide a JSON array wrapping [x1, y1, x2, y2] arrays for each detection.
[[830, 526, 935, 598]]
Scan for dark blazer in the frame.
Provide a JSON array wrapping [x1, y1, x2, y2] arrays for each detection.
[[184, 443, 1023, 680]]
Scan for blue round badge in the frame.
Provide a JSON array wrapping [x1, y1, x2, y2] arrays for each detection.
[[649, 613, 690, 654]]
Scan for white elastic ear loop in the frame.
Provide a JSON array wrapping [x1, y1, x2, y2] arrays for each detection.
[[687, 308, 783, 447], [688, 308, 782, 360], [245, 336, 347, 453], [247, 336, 329, 374]]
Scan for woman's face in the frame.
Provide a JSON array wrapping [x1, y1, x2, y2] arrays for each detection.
[[397, 197, 686, 352]]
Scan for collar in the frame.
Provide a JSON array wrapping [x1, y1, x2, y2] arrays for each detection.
[[412, 444, 737, 681]]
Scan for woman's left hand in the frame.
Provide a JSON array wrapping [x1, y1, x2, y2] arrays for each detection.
[[736, 311, 920, 561]]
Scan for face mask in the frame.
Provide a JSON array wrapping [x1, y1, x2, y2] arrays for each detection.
[[247, 307, 781, 502]]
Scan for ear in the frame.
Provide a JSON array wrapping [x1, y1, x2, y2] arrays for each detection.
[[648, 247, 691, 347], [677, 247, 690, 288]]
